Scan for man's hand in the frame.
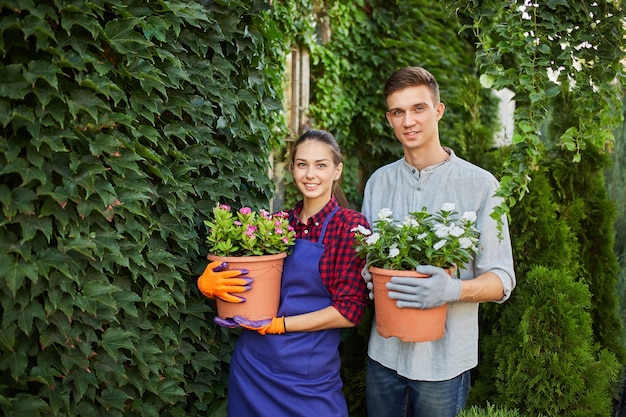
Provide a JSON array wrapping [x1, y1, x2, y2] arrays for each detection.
[[361, 266, 374, 300], [197, 261, 253, 303], [386, 265, 461, 309]]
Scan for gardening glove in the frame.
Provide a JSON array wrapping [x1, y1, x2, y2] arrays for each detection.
[[197, 261, 253, 303], [232, 315, 286, 335], [213, 317, 240, 328], [387, 265, 461, 309], [361, 266, 374, 300]]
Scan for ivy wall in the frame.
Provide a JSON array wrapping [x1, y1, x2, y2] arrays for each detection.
[[0, 0, 296, 415]]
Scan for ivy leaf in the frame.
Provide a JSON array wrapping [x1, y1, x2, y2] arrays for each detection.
[[0, 64, 29, 99], [0, 254, 39, 297], [104, 18, 153, 55], [1, 157, 47, 187], [101, 328, 136, 359], [24, 60, 61, 90]]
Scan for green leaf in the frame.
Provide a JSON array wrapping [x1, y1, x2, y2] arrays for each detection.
[[0, 64, 29, 99], [24, 60, 61, 90], [67, 89, 110, 123], [104, 18, 153, 55], [154, 379, 185, 404], [101, 328, 136, 359], [0, 254, 39, 297], [0, 157, 47, 187], [142, 287, 175, 315]]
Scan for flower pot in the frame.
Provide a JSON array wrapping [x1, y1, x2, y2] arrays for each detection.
[[370, 266, 449, 342], [207, 252, 286, 321]]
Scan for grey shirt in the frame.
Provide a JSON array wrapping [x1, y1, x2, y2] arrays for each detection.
[[361, 148, 516, 381]]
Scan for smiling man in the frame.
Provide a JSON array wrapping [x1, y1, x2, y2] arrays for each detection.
[[361, 66, 516, 417]]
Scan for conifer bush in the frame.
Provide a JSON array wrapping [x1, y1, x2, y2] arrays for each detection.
[[494, 265, 619, 417]]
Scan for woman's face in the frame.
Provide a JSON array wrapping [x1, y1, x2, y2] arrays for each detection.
[[292, 140, 342, 205]]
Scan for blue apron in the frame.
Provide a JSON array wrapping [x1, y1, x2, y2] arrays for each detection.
[[227, 207, 347, 417]]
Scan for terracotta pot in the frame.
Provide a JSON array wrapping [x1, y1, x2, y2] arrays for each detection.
[[207, 252, 286, 321], [370, 266, 450, 342]]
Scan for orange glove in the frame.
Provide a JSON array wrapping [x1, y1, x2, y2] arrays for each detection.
[[197, 261, 253, 303], [232, 316, 286, 335]]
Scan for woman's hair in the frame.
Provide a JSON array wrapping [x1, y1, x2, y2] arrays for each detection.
[[290, 129, 349, 208], [383, 66, 440, 105]]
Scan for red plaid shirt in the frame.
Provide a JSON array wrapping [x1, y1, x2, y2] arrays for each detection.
[[287, 197, 370, 325]]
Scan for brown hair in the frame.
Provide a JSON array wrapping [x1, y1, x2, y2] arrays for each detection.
[[383, 66, 441, 106], [290, 129, 349, 208]]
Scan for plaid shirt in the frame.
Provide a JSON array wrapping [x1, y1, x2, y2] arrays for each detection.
[[287, 197, 370, 325]]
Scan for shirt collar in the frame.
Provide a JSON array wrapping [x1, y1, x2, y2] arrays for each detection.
[[295, 197, 339, 225]]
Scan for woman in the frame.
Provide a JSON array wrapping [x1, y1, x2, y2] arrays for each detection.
[[197, 130, 370, 416]]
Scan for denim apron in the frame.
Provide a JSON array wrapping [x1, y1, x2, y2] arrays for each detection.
[[227, 206, 347, 416]]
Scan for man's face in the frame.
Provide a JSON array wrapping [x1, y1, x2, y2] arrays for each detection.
[[385, 85, 444, 151]]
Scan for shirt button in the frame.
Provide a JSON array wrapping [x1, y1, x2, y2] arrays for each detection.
[[304, 229, 309, 234], [315, 222, 319, 226], [417, 187, 421, 191]]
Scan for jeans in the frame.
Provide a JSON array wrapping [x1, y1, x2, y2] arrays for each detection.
[[366, 358, 470, 417]]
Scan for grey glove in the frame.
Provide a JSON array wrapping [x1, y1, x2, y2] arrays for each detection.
[[387, 265, 461, 309], [361, 266, 374, 300]]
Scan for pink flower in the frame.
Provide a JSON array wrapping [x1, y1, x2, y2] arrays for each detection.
[[260, 209, 270, 218], [275, 227, 284, 234], [240, 207, 252, 215], [234, 221, 242, 226], [219, 204, 231, 210], [245, 224, 257, 237], [282, 237, 290, 244]]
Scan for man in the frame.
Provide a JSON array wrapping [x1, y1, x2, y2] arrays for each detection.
[[362, 66, 516, 417]]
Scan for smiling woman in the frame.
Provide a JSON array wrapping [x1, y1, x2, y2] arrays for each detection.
[[198, 129, 371, 417]]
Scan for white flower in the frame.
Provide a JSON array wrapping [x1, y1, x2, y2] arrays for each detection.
[[433, 240, 447, 250], [388, 244, 400, 258], [459, 237, 473, 249], [378, 208, 393, 221], [352, 225, 372, 235], [440, 203, 456, 212], [403, 216, 419, 227], [366, 232, 380, 245], [461, 211, 477, 222], [449, 225, 465, 237], [434, 225, 450, 238]]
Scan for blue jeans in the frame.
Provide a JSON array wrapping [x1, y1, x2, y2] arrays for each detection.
[[366, 358, 470, 417]]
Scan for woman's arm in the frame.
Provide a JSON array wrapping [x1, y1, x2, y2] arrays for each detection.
[[284, 306, 354, 332]]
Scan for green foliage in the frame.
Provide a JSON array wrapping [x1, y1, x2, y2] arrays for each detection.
[[308, 0, 498, 206], [452, 0, 626, 228], [606, 94, 626, 385], [459, 403, 530, 417], [0, 0, 294, 415], [493, 266, 619, 416]]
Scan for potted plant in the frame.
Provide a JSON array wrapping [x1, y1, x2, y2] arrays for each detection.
[[203, 204, 296, 320], [352, 203, 479, 341]]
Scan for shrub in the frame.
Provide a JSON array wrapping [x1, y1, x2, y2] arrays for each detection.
[[494, 266, 619, 417]]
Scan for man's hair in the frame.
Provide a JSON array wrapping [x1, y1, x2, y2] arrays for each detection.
[[383, 66, 440, 105]]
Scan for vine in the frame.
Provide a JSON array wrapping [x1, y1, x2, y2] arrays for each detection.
[[451, 0, 626, 227]]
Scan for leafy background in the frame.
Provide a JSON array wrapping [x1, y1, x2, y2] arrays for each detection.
[[1, 0, 625, 416]]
